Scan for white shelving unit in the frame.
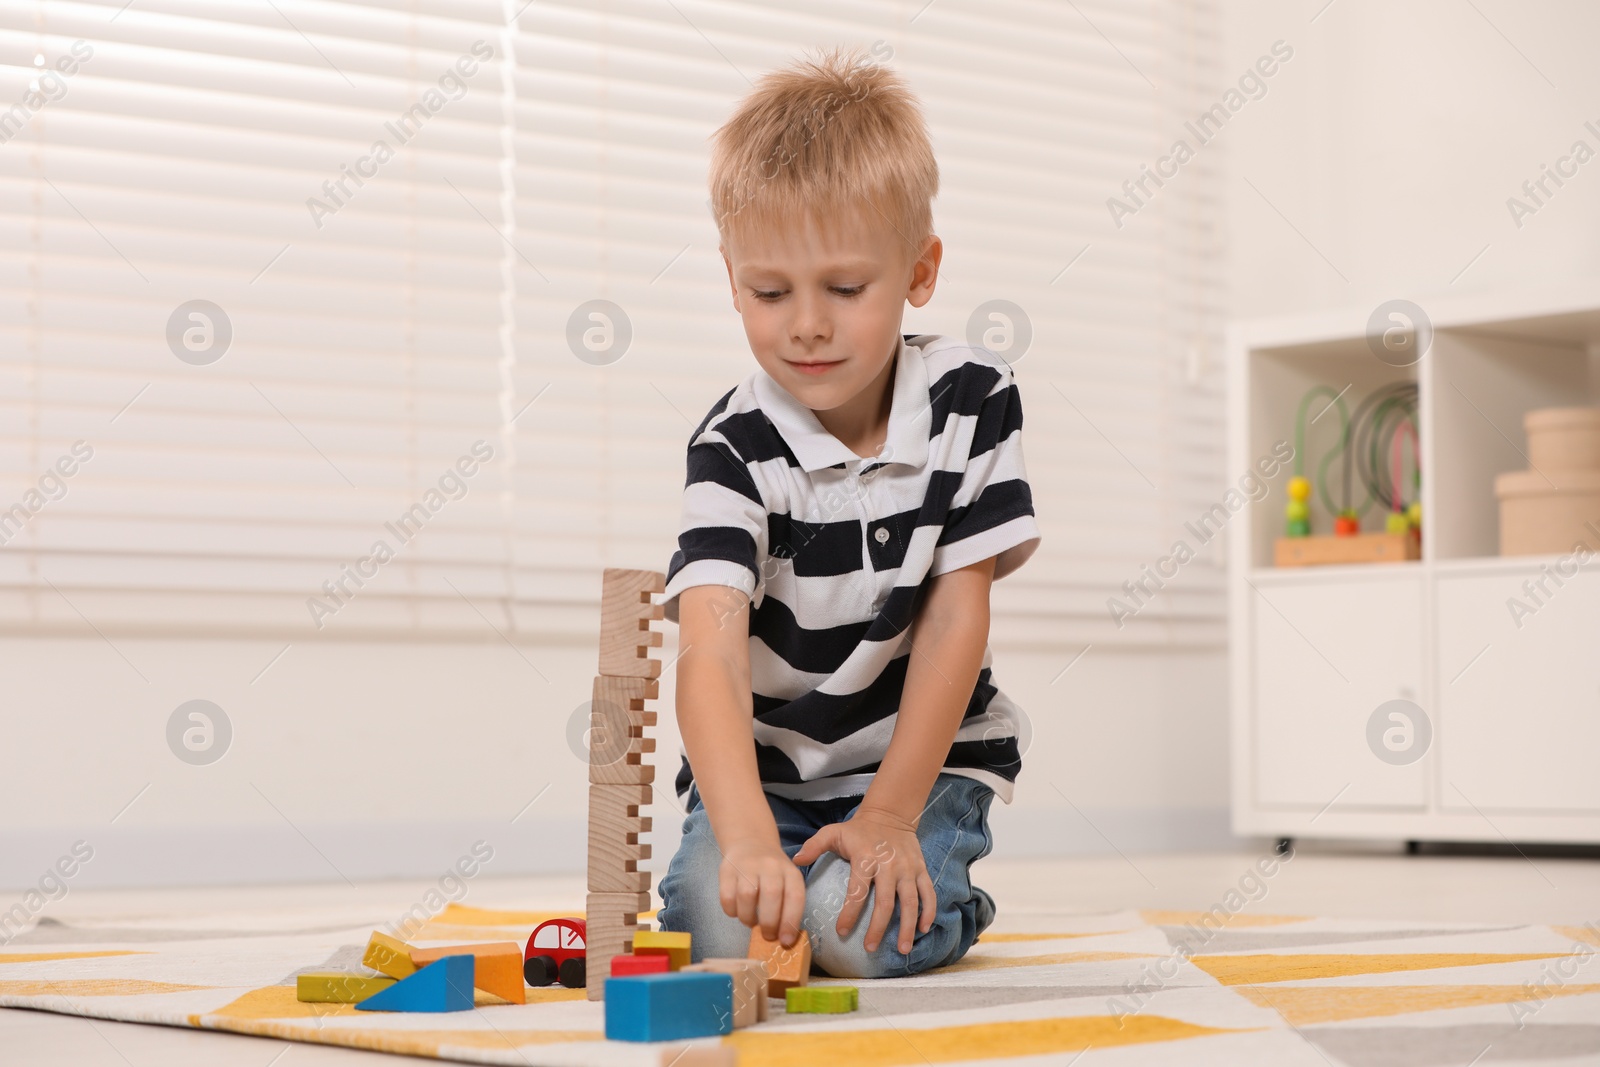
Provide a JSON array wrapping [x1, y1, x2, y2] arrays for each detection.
[[1227, 283, 1600, 846]]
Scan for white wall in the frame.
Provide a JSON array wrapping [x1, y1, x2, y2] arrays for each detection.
[[1221, 0, 1600, 320], [0, 630, 1232, 890]]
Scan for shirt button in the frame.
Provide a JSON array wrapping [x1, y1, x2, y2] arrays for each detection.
[[874, 526, 890, 544]]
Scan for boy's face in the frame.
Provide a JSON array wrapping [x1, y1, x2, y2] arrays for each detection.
[[721, 209, 941, 414]]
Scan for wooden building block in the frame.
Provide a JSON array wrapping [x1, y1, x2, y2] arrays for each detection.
[[747, 927, 810, 996], [786, 984, 858, 1013], [610, 953, 670, 977], [599, 568, 666, 679], [296, 972, 396, 1003], [410, 941, 525, 1005], [363, 931, 417, 980], [590, 676, 659, 786], [355, 955, 474, 1013], [584, 890, 650, 1002], [588, 783, 652, 893], [632, 930, 691, 971], [685, 958, 767, 1026], [604, 972, 733, 1042]]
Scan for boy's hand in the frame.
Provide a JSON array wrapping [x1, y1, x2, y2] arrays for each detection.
[[719, 838, 807, 947], [792, 807, 936, 955]]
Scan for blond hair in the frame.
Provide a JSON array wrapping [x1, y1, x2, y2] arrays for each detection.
[[709, 47, 938, 249]]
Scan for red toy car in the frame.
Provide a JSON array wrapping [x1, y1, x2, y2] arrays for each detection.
[[524, 917, 586, 988]]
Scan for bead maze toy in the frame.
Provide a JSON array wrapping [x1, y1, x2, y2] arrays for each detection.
[[1276, 381, 1423, 567]]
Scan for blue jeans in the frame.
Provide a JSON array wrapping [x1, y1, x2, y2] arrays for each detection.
[[656, 772, 998, 979]]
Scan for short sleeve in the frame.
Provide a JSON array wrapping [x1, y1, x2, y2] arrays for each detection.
[[661, 432, 770, 624], [930, 364, 1041, 581]]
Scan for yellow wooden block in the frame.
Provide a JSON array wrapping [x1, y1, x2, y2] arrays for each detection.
[[633, 930, 691, 971], [363, 932, 417, 980], [410, 941, 525, 1005], [296, 972, 396, 1003]]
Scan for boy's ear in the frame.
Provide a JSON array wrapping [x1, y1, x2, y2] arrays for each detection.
[[721, 247, 740, 312], [906, 235, 942, 309]]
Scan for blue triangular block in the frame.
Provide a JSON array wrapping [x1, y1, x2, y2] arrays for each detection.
[[356, 954, 474, 1012]]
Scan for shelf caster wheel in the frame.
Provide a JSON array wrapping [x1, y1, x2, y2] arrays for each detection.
[[1274, 837, 1293, 857]]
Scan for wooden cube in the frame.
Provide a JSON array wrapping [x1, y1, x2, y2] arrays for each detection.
[[588, 783, 652, 893], [685, 957, 768, 1026], [632, 929, 691, 971], [747, 927, 810, 996], [599, 568, 665, 679], [585, 890, 650, 1002]]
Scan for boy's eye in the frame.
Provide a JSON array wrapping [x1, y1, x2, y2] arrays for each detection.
[[747, 284, 864, 301]]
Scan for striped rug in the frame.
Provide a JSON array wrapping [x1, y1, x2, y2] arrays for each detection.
[[3, 902, 1597, 1065]]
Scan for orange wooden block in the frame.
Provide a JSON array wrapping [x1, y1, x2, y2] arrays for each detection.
[[599, 568, 665, 679], [585, 890, 651, 1003], [589, 782, 652, 894], [410, 941, 525, 1005], [747, 927, 810, 996]]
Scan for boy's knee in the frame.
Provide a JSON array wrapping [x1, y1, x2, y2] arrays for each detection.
[[801, 852, 959, 979]]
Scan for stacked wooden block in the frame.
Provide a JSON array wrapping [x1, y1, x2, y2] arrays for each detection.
[[586, 568, 665, 1002]]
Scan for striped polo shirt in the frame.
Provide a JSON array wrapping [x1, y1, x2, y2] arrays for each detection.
[[661, 333, 1041, 805]]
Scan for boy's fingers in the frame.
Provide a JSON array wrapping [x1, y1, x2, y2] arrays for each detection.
[[836, 862, 869, 935], [735, 871, 760, 928], [719, 863, 738, 918], [896, 877, 919, 954], [917, 871, 937, 933], [864, 872, 895, 952], [791, 825, 833, 867], [779, 866, 806, 947], [757, 871, 784, 939]]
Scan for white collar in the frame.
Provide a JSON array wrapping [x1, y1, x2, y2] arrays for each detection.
[[751, 334, 931, 473]]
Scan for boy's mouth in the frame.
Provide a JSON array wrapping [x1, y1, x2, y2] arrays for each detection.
[[786, 358, 845, 376]]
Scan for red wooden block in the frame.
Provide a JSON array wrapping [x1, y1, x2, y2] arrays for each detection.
[[609, 953, 671, 977]]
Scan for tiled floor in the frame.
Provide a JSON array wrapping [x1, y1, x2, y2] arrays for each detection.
[[5, 847, 1598, 1065]]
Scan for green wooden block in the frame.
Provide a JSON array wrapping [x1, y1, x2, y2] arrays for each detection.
[[785, 984, 858, 1013], [296, 971, 396, 1003]]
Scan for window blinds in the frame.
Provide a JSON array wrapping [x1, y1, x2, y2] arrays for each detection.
[[0, 0, 1223, 647]]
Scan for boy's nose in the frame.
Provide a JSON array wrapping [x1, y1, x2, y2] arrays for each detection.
[[788, 296, 830, 346]]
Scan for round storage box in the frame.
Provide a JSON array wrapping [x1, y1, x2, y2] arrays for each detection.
[[1526, 407, 1600, 472], [1495, 468, 1600, 556]]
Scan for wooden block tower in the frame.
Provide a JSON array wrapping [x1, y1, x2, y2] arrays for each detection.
[[586, 567, 665, 1002]]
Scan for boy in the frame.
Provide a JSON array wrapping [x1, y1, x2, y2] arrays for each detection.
[[656, 48, 1040, 979]]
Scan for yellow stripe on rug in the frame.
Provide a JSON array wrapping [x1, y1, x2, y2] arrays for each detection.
[[206, 984, 586, 1021], [726, 1014, 1251, 1067], [0, 979, 210, 997], [1239, 983, 1600, 1025], [0, 951, 147, 964], [1194, 952, 1569, 986]]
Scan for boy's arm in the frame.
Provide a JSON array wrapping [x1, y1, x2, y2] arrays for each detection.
[[791, 554, 997, 953], [856, 553, 997, 827], [675, 583, 807, 944]]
